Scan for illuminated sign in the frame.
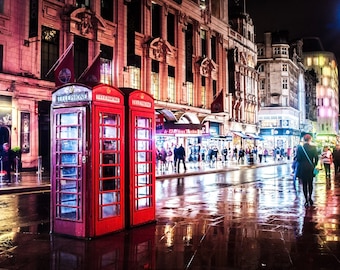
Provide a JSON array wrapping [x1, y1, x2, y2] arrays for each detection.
[[56, 92, 89, 103], [95, 94, 120, 103], [131, 99, 152, 108]]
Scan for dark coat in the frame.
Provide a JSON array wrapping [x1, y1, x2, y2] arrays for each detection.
[[296, 143, 318, 179]]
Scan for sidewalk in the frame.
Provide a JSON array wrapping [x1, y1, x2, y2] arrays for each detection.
[[0, 158, 289, 195]]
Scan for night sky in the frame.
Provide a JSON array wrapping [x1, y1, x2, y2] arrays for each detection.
[[246, 0, 340, 63]]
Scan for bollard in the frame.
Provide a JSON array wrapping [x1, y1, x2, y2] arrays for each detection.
[[14, 156, 20, 183], [36, 156, 43, 184], [0, 157, 3, 185]]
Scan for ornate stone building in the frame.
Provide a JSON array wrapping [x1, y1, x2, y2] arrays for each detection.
[[0, 0, 259, 169]]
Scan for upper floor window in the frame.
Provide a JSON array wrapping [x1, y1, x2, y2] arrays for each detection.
[[200, 29, 207, 57], [41, 26, 59, 81], [282, 78, 288, 89], [76, 0, 90, 8], [257, 64, 264, 73], [101, 0, 113, 22], [152, 3, 161, 38], [0, 44, 3, 72], [258, 47, 264, 56], [260, 79, 265, 90], [281, 47, 288, 55], [0, 0, 4, 14], [100, 44, 113, 85], [273, 47, 280, 55], [282, 64, 288, 72], [167, 12, 175, 46]]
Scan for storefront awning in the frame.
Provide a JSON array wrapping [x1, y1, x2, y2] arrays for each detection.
[[157, 109, 178, 121], [232, 131, 249, 139], [246, 133, 264, 140]]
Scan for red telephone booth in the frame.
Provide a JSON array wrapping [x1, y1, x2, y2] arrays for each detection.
[[50, 83, 125, 238], [120, 88, 156, 227]]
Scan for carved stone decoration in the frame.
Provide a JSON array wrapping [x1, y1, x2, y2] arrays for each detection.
[[78, 13, 93, 36], [149, 37, 174, 62], [200, 58, 218, 79], [178, 10, 188, 31]]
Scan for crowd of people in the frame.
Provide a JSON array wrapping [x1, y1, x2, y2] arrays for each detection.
[[156, 144, 295, 173]]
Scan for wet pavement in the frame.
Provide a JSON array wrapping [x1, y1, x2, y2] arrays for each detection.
[[0, 160, 340, 269]]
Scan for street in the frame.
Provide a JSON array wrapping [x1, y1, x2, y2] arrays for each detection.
[[0, 163, 340, 269]]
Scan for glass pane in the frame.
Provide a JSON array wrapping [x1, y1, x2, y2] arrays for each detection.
[[61, 167, 78, 179], [60, 180, 77, 192], [101, 204, 120, 218], [136, 141, 150, 151], [136, 129, 150, 139], [60, 127, 79, 138], [61, 153, 77, 164], [60, 140, 78, 151], [103, 126, 118, 138], [102, 179, 117, 191], [102, 140, 118, 150], [60, 113, 78, 125]]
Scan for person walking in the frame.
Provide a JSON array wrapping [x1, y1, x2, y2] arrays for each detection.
[[296, 134, 319, 207], [258, 146, 263, 163], [176, 144, 187, 172], [0, 142, 13, 184], [321, 146, 332, 178], [332, 144, 340, 175]]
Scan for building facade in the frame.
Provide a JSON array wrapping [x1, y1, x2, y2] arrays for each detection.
[[0, 0, 259, 170], [302, 37, 339, 147], [256, 31, 311, 154]]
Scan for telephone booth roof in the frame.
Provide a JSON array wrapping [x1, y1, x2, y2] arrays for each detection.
[[52, 83, 124, 107], [119, 87, 154, 110]]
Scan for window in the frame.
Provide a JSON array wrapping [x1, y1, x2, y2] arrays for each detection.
[[282, 47, 288, 55], [76, 0, 90, 8], [200, 29, 207, 57], [273, 47, 280, 55], [41, 26, 59, 81], [211, 35, 216, 62], [282, 64, 288, 72], [152, 3, 161, 38], [167, 13, 175, 46], [187, 82, 193, 106], [101, 0, 113, 22], [257, 64, 264, 73], [168, 66, 175, 102], [0, 44, 3, 72], [0, 0, 4, 14], [258, 47, 264, 56], [151, 60, 159, 99], [100, 44, 113, 85], [260, 79, 265, 90], [129, 56, 141, 89], [74, 36, 88, 79], [201, 77, 206, 107], [282, 78, 288, 89]]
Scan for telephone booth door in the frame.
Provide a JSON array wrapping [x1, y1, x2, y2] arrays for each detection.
[[51, 106, 88, 237], [122, 88, 156, 227], [91, 85, 125, 236]]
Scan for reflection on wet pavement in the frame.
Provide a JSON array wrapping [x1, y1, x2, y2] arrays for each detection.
[[0, 164, 339, 269]]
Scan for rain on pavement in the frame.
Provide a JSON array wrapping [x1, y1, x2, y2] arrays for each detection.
[[0, 163, 339, 269]]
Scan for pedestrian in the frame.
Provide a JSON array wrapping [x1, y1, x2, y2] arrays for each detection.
[[296, 134, 318, 207], [176, 144, 187, 172], [238, 148, 245, 163], [263, 148, 268, 162], [173, 145, 179, 172], [0, 142, 13, 184], [332, 144, 340, 175], [258, 146, 263, 163], [222, 147, 228, 163], [321, 146, 332, 178]]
